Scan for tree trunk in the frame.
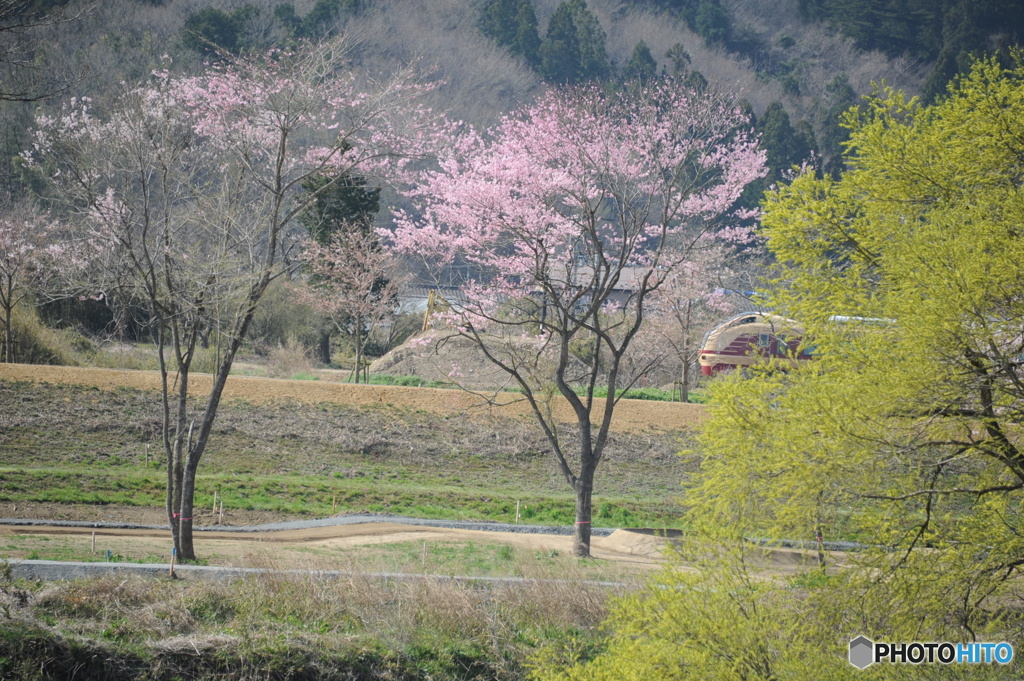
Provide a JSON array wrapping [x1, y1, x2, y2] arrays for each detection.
[[318, 330, 331, 365], [170, 294, 264, 560], [354, 319, 362, 384], [680, 359, 690, 403], [573, 474, 594, 557], [2, 303, 11, 363], [177, 450, 201, 561]]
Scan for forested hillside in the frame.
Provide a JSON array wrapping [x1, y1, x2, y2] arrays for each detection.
[[1, 0, 1020, 350], [4, 0, 1020, 208]]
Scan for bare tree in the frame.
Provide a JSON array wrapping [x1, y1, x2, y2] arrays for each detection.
[[0, 0, 86, 102], [295, 227, 407, 382]]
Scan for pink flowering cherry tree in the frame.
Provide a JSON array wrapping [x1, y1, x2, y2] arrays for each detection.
[[391, 80, 766, 556], [29, 39, 440, 561]]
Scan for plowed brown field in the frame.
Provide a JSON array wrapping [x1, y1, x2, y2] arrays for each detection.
[[0, 363, 706, 433]]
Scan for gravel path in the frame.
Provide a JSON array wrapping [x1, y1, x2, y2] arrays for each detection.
[[0, 513, 617, 537]]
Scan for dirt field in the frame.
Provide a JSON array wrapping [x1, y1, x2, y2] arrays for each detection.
[[0, 362, 719, 574], [0, 363, 707, 434]]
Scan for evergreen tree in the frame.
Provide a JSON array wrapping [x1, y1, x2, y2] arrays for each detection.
[[273, 3, 302, 40], [623, 40, 657, 84], [571, 0, 611, 82], [694, 0, 729, 45], [540, 1, 580, 84], [182, 7, 243, 55], [539, 0, 609, 84], [300, 173, 380, 245], [760, 102, 803, 175], [682, 68, 707, 91], [478, 0, 519, 48], [481, 0, 541, 66], [300, 172, 382, 364], [514, 0, 541, 67], [665, 43, 691, 75], [817, 74, 856, 177]]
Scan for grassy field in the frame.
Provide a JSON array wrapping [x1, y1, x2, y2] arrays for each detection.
[[0, 375, 694, 680], [0, 379, 695, 529]]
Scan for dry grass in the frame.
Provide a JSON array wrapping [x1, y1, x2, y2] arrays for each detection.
[[1, 554, 628, 679], [265, 337, 318, 379]]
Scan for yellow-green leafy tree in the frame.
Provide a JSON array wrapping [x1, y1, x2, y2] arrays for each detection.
[[535, 54, 1024, 680]]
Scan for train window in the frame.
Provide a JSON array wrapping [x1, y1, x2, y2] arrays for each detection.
[[758, 333, 770, 347]]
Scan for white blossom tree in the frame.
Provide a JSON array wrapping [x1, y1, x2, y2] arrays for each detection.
[[29, 39, 439, 560], [0, 202, 60, 362]]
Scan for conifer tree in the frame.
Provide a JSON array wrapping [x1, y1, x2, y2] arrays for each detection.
[[622, 40, 657, 83], [513, 0, 541, 67], [571, 0, 611, 82], [539, 0, 609, 84], [539, 1, 580, 84]]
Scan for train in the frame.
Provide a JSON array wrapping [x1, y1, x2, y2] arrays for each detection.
[[698, 312, 814, 376]]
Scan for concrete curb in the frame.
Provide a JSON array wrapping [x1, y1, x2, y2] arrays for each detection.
[[5, 559, 628, 588]]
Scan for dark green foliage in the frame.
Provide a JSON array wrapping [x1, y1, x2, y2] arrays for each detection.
[[665, 43, 690, 74], [798, 0, 1024, 102], [478, 0, 519, 47], [299, 172, 382, 363], [539, 0, 610, 84], [817, 74, 856, 177], [514, 0, 542, 66], [540, 1, 581, 84], [572, 0, 611, 81], [759, 101, 813, 175], [180, 4, 268, 56], [478, 0, 541, 66], [299, 173, 381, 245], [737, 101, 816, 210], [694, 0, 729, 45], [681, 68, 707, 91], [622, 40, 657, 83], [266, 0, 362, 44], [181, 6, 247, 55], [273, 2, 303, 37]]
